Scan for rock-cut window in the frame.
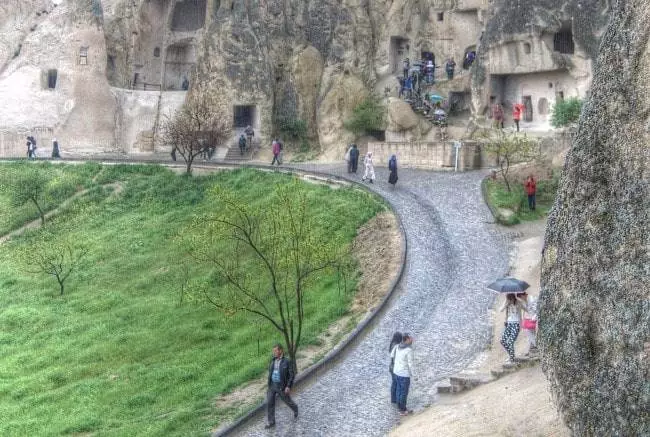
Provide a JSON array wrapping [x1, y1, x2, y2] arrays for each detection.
[[79, 46, 88, 65], [154, 47, 160, 57]]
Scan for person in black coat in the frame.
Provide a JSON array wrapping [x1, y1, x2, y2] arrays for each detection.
[[265, 344, 298, 429], [388, 154, 398, 187], [51, 139, 61, 158], [349, 144, 360, 173]]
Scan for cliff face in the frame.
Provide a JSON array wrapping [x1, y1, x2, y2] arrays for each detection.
[[0, 0, 609, 154], [539, 0, 650, 434]]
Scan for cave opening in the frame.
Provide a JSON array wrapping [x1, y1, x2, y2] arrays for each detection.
[[389, 36, 410, 74], [233, 105, 258, 129], [553, 21, 575, 54], [171, 0, 207, 31], [164, 44, 196, 90]]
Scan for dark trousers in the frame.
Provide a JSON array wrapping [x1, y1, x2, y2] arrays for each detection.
[[247, 135, 253, 149], [395, 375, 411, 412], [390, 372, 398, 403], [528, 194, 536, 210], [267, 383, 298, 425], [515, 119, 520, 131], [271, 153, 280, 165]]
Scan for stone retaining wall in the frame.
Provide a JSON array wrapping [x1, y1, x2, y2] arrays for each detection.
[[367, 140, 485, 170]]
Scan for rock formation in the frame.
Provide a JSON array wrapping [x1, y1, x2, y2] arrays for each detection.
[[539, 0, 650, 435], [0, 0, 610, 156]]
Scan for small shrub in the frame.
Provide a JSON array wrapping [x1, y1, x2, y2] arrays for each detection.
[[551, 97, 583, 127], [277, 118, 308, 141], [344, 95, 386, 135]]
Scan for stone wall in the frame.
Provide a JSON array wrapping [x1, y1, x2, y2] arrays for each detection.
[[367, 140, 482, 170], [540, 0, 650, 434]]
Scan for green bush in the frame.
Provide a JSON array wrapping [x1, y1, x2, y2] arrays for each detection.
[[551, 97, 583, 127], [484, 171, 560, 225], [277, 117, 308, 141], [344, 96, 386, 135]]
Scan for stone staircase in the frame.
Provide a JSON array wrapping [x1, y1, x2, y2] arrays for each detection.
[[435, 355, 540, 395], [223, 129, 258, 161]]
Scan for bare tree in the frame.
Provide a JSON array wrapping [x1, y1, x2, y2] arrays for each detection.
[[162, 96, 230, 174], [477, 128, 540, 191], [186, 180, 349, 371], [21, 235, 89, 296]]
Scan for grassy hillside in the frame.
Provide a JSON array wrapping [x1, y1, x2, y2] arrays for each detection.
[[0, 163, 385, 436]]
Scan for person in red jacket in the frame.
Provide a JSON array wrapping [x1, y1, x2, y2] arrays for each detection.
[[525, 174, 536, 211], [513, 103, 525, 132]]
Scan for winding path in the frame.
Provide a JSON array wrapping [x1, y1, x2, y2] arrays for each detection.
[[227, 164, 510, 437]]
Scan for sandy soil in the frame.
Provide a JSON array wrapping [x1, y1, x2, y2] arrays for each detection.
[[390, 218, 571, 437]]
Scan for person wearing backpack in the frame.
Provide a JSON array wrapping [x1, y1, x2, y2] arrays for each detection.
[[239, 134, 247, 156], [271, 139, 282, 166]]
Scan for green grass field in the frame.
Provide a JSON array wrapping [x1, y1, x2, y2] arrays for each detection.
[[484, 174, 559, 225], [0, 163, 385, 436]]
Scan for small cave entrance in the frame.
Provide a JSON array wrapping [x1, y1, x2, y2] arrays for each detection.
[[553, 21, 575, 54], [47, 69, 58, 89], [164, 44, 196, 90], [233, 105, 258, 129], [448, 91, 471, 115], [538, 97, 549, 116], [171, 0, 207, 31], [523, 95, 534, 122], [462, 46, 476, 69], [389, 36, 410, 74], [421, 51, 435, 66]]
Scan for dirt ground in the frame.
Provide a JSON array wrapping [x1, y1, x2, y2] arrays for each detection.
[[213, 210, 403, 414], [390, 218, 571, 437]]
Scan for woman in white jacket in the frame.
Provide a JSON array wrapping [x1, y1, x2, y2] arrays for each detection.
[[362, 152, 376, 183], [390, 334, 414, 415]]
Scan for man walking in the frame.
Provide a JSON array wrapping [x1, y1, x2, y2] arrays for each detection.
[[238, 134, 247, 156], [390, 333, 414, 416], [265, 344, 298, 429], [271, 139, 282, 166]]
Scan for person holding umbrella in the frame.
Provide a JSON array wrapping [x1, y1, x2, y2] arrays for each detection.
[[499, 293, 528, 364], [488, 277, 529, 364]]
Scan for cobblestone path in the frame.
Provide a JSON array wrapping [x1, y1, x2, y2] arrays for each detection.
[[228, 165, 510, 437]]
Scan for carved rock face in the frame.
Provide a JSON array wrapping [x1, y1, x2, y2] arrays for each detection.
[[540, 1, 650, 435]]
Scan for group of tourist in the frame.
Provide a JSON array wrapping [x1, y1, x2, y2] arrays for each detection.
[[491, 101, 527, 132], [344, 145, 398, 188], [25, 135, 60, 159]]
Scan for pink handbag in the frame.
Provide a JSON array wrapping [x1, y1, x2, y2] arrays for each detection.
[[522, 319, 537, 330]]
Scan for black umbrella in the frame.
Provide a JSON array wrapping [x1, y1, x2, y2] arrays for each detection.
[[487, 277, 530, 294]]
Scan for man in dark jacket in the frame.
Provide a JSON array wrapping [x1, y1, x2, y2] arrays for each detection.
[[349, 144, 360, 173], [238, 134, 247, 155], [265, 344, 298, 429]]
